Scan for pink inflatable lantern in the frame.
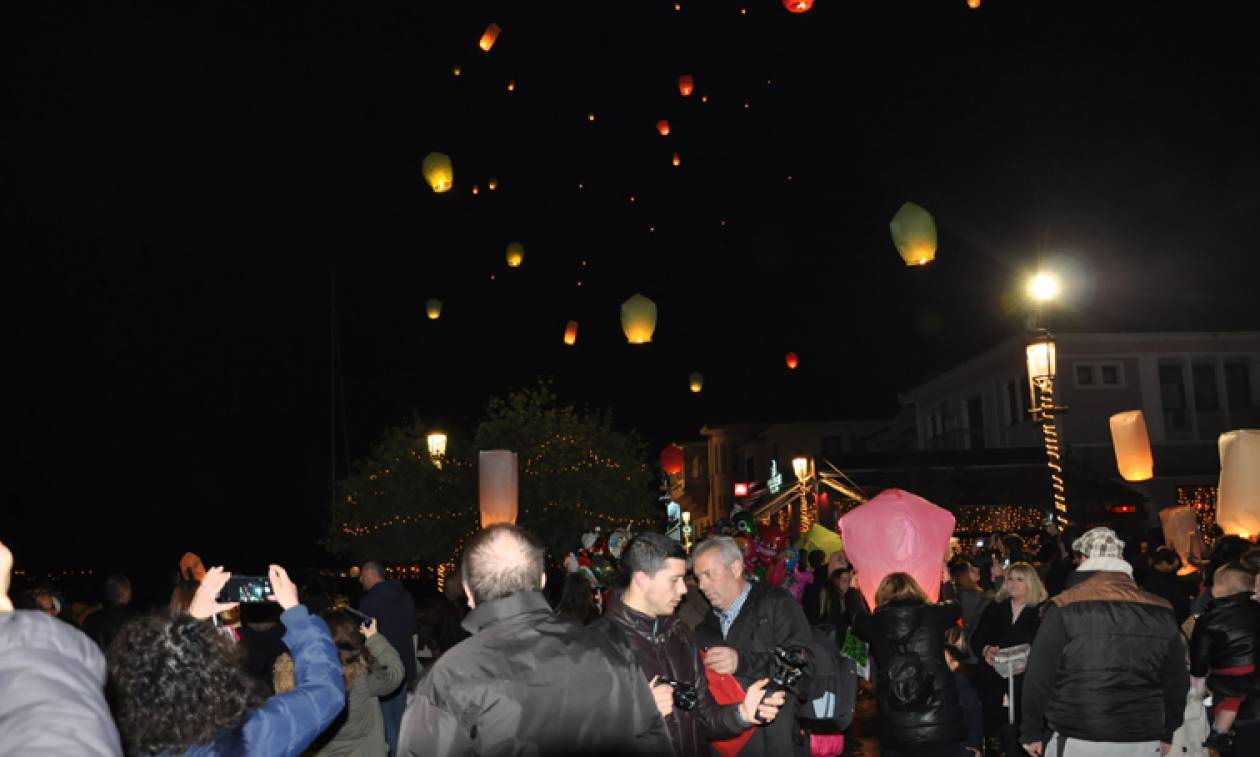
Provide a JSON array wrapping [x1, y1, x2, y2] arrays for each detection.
[[838, 488, 956, 608]]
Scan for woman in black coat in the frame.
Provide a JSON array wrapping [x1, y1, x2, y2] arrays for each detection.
[[854, 572, 966, 757], [969, 561, 1046, 745], [818, 566, 868, 645]]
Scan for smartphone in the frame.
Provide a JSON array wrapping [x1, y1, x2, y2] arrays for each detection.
[[216, 575, 273, 604]]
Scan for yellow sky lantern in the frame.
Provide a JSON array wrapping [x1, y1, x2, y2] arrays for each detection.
[[488, 177, 498, 190], [1109, 410, 1154, 481], [1218, 430, 1260, 538], [479, 23, 501, 52], [620, 293, 657, 344], [422, 152, 453, 193], [689, 372, 704, 393], [505, 242, 525, 268], [564, 320, 579, 346], [425, 298, 442, 320], [889, 201, 937, 266]]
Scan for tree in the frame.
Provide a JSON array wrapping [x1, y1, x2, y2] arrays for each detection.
[[329, 382, 659, 567]]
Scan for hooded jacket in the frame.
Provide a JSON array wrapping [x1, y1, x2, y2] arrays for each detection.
[[398, 590, 672, 757], [359, 579, 418, 688], [854, 599, 966, 749], [594, 592, 745, 757]]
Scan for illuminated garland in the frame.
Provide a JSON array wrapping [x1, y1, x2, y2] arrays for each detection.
[[952, 505, 1044, 533], [1035, 383, 1068, 526], [1177, 485, 1218, 547]]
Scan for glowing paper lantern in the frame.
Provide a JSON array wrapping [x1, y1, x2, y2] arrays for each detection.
[[968, 0, 981, 8], [889, 201, 938, 266], [1217, 430, 1260, 538], [488, 178, 498, 190], [657, 119, 671, 136], [785, 352, 799, 369], [479, 450, 518, 527], [620, 293, 657, 344], [783, 0, 815, 12], [1159, 505, 1205, 569], [479, 23, 501, 52], [679, 74, 694, 97], [564, 320, 579, 346], [689, 372, 704, 393], [422, 152, 454, 193], [661, 445, 685, 475], [672, 152, 681, 167], [1109, 410, 1154, 482], [425, 298, 442, 320], [505, 242, 525, 268], [838, 488, 956, 608]]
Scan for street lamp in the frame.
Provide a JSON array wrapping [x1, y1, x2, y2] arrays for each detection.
[[1025, 273, 1068, 526], [426, 431, 448, 469], [790, 456, 816, 536]]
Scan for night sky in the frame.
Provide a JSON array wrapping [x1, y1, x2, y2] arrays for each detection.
[[6, 1, 1258, 580]]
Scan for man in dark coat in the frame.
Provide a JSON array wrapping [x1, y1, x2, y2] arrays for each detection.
[[1019, 527, 1188, 757], [594, 533, 786, 757], [692, 535, 813, 757], [398, 524, 672, 757], [81, 573, 139, 651], [1141, 547, 1191, 624], [359, 559, 417, 756]]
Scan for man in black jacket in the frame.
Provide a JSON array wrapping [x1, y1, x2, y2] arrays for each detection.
[[1019, 527, 1188, 757], [595, 533, 785, 757], [398, 524, 672, 757], [693, 535, 813, 757], [359, 559, 417, 756]]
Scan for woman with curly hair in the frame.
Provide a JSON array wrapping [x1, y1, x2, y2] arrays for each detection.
[[108, 565, 345, 756], [273, 610, 404, 756]]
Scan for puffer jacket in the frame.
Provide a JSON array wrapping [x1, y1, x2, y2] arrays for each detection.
[[1189, 591, 1260, 677], [1020, 571, 1188, 744], [853, 599, 966, 750], [594, 592, 745, 757]]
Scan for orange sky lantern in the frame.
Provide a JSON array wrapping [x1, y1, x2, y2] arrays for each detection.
[[564, 320, 579, 346], [672, 152, 681, 167], [968, 0, 981, 8], [783, 0, 815, 11], [785, 352, 799, 369], [678, 75, 694, 97], [479, 23, 501, 52], [657, 119, 671, 136]]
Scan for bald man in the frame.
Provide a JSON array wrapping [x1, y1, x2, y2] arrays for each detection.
[[398, 524, 671, 756]]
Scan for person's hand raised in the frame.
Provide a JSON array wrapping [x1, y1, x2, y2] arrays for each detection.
[[361, 617, 379, 638], [266, 564, 299, 610], [189, 566, 240, 620], [740, 678, 786, 724], [0, 539, 14, 613]]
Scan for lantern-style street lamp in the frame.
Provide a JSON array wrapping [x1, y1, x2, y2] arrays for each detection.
[[426, 431, 448, 469], [1026, 272, 1068, 526]]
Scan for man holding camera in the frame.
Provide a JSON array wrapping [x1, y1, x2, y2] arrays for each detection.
[[595, 533, 787, 757], [693, 535, 814, 757]]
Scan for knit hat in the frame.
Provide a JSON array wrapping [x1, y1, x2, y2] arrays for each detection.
[[1073, 527, 1125, 560]]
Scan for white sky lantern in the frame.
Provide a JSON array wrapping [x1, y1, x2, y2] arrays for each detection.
[[1109, 410, 1154, 482], [479, 450, 519, 528], [1217, 430, 1260, 538], [1159, 505, 1205, 570], [889, 201, 938, 266], [620, 293, 657, 344]]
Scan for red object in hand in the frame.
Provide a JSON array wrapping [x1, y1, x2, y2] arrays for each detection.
[[702, 650, 754, 757]]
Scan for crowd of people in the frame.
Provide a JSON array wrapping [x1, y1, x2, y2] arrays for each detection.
[[4, 518, 1260, 757]]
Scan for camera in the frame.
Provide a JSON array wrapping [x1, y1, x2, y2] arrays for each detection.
[[767, 646, 807, 694], [656, 677, 698, 711]]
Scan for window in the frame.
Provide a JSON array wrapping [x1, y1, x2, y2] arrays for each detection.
[[1160, 363, 1188, 434], [1076, 364, 1095, 386], [1100, 364, 1121, 385], [1193, 364, 1220, 411], [1019, 378, 1032, 418], [1074, 361, 1124, 388], [1226, 362, 1252, 411], [1005, 381, 1020, 426]]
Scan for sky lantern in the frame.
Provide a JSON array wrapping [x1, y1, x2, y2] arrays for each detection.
[[839, 488, 956, 607], [678, 74, 694, 96], [479, 23, 501, 52], [620, 293, 657, 344], [1159, 505, 1205, 571], [422, 152, 453, 193], [672, 152, 681, 167], [660, 444, 685, 475], [505, 242, 525, 268], [657, 119, 671, 136], [785, 352, 799, 369], [968, 0, 981, 8], [1109, 410, 1154, 482], [689, 372, 704, 393], [425, 298, 442, 320], [479, 450, 518, 528], [783, 0, 815, 13], [563, 320, 578, 346], [487, 177, 498, 190], [889, 201, 938, 266], [1217, 430, 1260, 538]]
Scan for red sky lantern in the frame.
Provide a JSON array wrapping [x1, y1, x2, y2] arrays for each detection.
[[678, 75, 694, 97], [660, 445, 685, 475], [656, 119, 671, 136], [783, 0, 814, 12], [785, 352, 799, 369]]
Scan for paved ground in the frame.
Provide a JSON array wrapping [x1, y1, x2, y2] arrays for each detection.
[[842, 680, 881, 756]]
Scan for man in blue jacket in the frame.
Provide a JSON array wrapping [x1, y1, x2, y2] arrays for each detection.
[[359, 558, 418, 756]]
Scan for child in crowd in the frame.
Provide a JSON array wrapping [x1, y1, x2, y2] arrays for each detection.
[[1189, 561, 1260, 750]]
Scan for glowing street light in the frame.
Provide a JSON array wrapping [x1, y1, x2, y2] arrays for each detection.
[[426, 431, 448, 469], [1028, 272, 1061, 303]]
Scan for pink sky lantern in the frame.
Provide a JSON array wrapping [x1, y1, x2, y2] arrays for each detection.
[[838, 488, 956, 608]]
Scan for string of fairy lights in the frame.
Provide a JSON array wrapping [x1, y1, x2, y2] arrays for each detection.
[[1178, 485, 1218, 547]]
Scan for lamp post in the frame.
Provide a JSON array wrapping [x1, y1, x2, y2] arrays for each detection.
[[791, 456, 815, 537], [1026, 273, 1068, 527], [426, 431, 448, 469]]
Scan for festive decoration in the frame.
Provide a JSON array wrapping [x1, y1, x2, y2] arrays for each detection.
[[689, 372, 704, 393], [889, 201, 937, 266], [671, 152, 681, 167], [564, 320, 579, 346], [968, 0, 981, 8], [656, 119, 671, 136], [783, 0, 815, 12], [479, 450, 519, 528], [797, 522, 844, 560], [620, 293, 658, 344], [425, 298, 443, 320], [478, 23, 501, 52], [487, 178, 498, 190], [1178, 485, 1218, 549], [506, 242, 525, 268], [422, 152, 454, 193], [951, 505, 1042, 534], [678, 74, 694, 96], [1109, 410, 1154, 482], [660, 444, 685, 475], [1159, 505, 1205, 569], [1217, 430, 1260, 538], [839, 488, 955, 608], [785, 352, 799, 369]]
